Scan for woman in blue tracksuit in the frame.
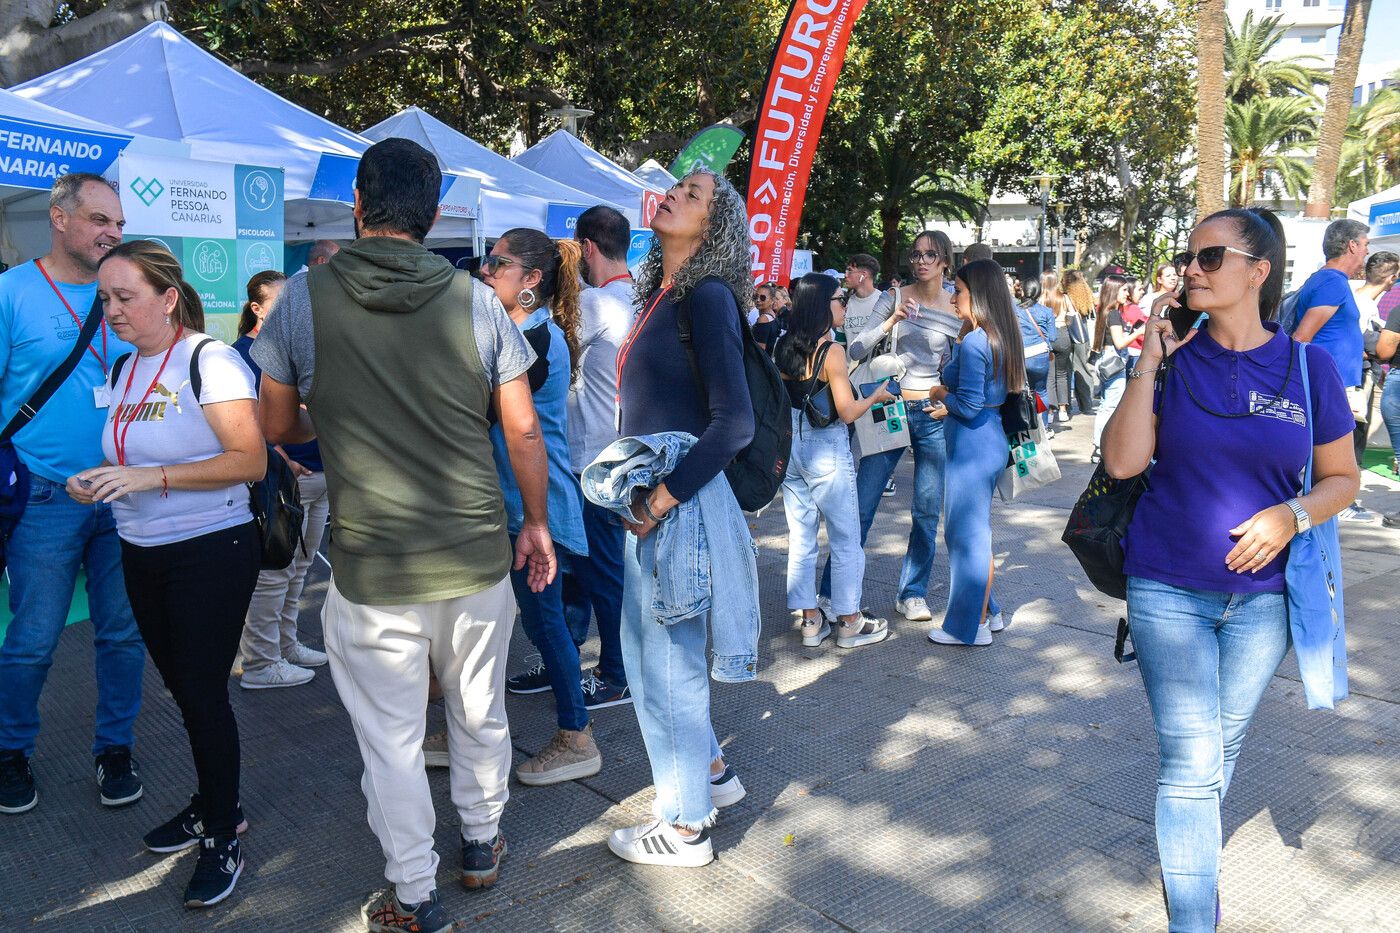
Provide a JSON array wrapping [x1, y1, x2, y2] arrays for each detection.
[[924, 259, 1024, 647], [1015, 275, 1057, 429]]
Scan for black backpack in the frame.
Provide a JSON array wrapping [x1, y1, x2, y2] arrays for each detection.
[[677, 279, 791, 511], [111, 339, 303, 569]]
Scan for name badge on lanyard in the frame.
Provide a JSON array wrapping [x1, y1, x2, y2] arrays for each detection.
[[93, 383, 111, 409]]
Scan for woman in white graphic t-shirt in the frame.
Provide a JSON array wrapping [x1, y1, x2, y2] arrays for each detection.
[[67, 240, 264, 910]]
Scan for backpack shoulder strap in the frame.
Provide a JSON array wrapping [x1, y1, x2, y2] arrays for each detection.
[[188, 337, 217, 403], [109, 352, 132, 390], [2, 296, 105, 443], [676, 289, 708, 408]]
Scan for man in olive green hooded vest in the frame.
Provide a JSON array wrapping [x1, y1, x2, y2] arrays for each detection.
[[253, 138, 556, 932]]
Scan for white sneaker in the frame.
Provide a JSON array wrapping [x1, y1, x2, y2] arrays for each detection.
[[988, 612, 1007, 633], [895, 597, 933, 621], [710, 765, 746, 807], [239, 658, 315, 690], [422, 731, 449, 768], [928, 624, 993, 647], [608, 820, 714, 867], [285, 642, 328, 667]]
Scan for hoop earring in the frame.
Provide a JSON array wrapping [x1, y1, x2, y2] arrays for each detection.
[[519, 287, 537, 309]]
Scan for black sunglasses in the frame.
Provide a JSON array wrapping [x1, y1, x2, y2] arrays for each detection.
[[1171, 245, 1261, 274], [479, 255, 518, 275]]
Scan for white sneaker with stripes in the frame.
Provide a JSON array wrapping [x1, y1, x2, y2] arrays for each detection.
[[608, 820, 714, 867]]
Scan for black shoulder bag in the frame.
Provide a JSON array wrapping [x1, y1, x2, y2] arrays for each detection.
[[0, 297, 106, 573]]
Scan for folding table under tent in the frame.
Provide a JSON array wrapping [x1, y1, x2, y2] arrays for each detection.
[[9, 22, 479, 245], [363, 107, 627, 240], [0, 87, 185, 266], [513, 129, 664, 227]]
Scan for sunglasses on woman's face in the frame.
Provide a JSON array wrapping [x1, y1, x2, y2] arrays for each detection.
[[1171, 245, 1261, 274], [479, 255, 518, 275]]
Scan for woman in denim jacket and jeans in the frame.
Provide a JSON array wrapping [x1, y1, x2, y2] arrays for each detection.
[[606, 168, 758, 868], [1102, 209, 1357, 931]]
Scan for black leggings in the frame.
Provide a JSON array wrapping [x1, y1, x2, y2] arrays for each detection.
[[121, 521, 260, 836]]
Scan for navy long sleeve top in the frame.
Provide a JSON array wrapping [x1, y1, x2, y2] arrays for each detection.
[[619, 278, 754, 502]]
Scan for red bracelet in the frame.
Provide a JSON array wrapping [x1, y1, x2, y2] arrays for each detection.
[[160, 466, 169, 498]]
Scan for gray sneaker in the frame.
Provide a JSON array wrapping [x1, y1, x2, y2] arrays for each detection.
[[516, 725, 601, 786]]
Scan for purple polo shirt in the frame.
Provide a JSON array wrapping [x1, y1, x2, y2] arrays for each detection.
[[1123, 323, 1353, 594]]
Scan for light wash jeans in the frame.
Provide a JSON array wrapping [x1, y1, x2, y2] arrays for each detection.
[[783, 411, 864, 616], [621, 531, 725, 831], [1094, 371, 1127, 448], [239, 470, 330, 670], [1382, 373, 1400, 470], [0, 476, 144, 756], [820, 406, 947, 602], [1127, 576, 1290, 933]]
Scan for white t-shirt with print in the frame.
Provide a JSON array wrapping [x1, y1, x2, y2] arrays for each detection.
[[100, 333, 257, 547]]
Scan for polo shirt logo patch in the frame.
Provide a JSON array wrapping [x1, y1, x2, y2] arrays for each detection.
[[1251, 391, 1304, 426]]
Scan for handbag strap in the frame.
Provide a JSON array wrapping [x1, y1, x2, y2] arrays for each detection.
[[1, 295, 105, 443], [1023, 304, 1048, 345], [1298, 340, 1313, 494]]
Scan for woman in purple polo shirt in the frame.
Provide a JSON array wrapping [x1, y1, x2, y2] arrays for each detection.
[[1102, 208, 1358, 932]]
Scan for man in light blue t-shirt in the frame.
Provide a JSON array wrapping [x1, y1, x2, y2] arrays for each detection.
[[1293, 217, 1371, 521], [0, 174, 145, 816]]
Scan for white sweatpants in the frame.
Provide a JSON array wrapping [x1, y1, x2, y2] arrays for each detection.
[[322, 573, 516, 904]]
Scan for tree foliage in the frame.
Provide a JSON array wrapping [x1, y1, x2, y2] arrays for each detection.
[[1224, 10, 1329, 104]]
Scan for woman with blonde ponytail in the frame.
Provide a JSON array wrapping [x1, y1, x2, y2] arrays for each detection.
[[479, 227, 601, 786]]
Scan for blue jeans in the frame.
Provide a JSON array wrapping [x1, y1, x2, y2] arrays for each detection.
[[820, 407, 946, 602], [1382, 374, 1400, 468], [0, 476, 144, 757], [1094, 372, 1127, 448], [1026, 362, 1050, 428], [562, 493, 627, 689], [940, 411, 1004, 642], [783, 412, 864, 616], [508, 540, 587, 733], [621, 530, 724, 831], [1127, 576, 1290, 932]]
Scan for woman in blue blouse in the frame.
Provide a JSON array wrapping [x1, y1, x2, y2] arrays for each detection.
[[924, 259, 1023, 646], [1103, 209, 1358, 931], [480, 228, 600, 787]]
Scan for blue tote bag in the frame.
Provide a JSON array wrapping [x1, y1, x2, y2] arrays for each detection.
[[1287, 343, 1348, 710]]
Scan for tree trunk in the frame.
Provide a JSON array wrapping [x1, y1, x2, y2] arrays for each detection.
[[1306, 0, 1371, 218], [1195, 0, 1228, 220], [0, 0, 166, 87], [879, 201, 904, 278]]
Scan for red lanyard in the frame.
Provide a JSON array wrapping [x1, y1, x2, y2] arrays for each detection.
[[615, 284, 673, 409], [112, 327, 182, 466], [36, 259, 108, 375], [601, 273, 632, 288]]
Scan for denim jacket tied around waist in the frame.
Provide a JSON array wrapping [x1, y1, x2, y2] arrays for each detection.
[[581, 432, 759, 683]]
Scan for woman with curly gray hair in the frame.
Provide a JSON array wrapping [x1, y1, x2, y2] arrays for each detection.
[[604, 168, 758, 868]]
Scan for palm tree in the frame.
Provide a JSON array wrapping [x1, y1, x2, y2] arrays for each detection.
[[1362, 78, 1400, 168], [1306, 0, 1371, 218], [1227, 96, 1316, 207], [863, 128, 982, 273], [1225, 10, 1330, 103], [1196, 0, 1228, 218]]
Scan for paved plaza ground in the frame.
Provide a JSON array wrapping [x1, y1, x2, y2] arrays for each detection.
[[1, 419, 1397, 932]]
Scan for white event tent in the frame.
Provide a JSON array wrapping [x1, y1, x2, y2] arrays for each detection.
[[514, 129, 663, 224], [363, 107, 626, 239], [0, 88, 184, 264], [9, 22, 478, 243], [1348, 182, 1400, 251], [634, 158, 678, 190]]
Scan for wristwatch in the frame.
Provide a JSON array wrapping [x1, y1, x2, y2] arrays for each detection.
[[1284, 498, 1311, 534]]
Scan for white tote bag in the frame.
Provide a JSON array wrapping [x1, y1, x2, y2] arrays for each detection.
[[995, 438, 1061, 501], [850, 290, 912, 457]]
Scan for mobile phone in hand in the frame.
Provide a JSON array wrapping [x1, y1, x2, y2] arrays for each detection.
[[860, 379, 900, 397]]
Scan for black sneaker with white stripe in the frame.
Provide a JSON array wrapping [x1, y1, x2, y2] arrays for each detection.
[[505, 659, 550, 695], [144, 796, 249, 853], [580, 672, 632, 710], [184, 835, 242, 908], [608, 819, 714, 867], [95, 746, 143, 807]]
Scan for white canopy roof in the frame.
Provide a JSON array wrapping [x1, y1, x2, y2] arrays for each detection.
[[11, 22, 368, 203], [363, 107, 628, 238], [514, 130, 662, 223], [9, 25, 488, 242], [634, 158, 678, 190]]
